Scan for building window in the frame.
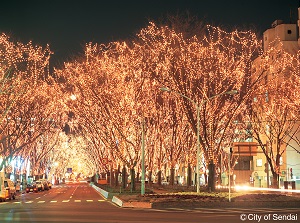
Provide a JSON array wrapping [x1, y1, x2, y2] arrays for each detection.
[[234, 156, 253, 170], [256, 159, 263, 167], [287, 30, 292, 34]]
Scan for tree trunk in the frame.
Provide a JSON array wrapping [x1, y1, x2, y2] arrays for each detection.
[[122, 166, 126, 189], [187, 164, 192, 187], [130, 168, 136, 192], [208, 160, 216, 191], [157, 170, 162, 185], [170, 168, 175, 186], [114, 166, 120, 187], [148, 170, 152, 185], [110, 168, 114, 187], [272, 172, 279, 188]]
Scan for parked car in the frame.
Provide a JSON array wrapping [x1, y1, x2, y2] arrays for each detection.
[[25, 183, 38, 193], [3, 179, 16, 200], [35, 181, 45, 191], [15, 180, 21, 192], [42, 180, 49, 190], [47, 181, 52, 189]]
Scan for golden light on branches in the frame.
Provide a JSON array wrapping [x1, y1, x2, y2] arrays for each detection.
[[0, 14, 297, 190]]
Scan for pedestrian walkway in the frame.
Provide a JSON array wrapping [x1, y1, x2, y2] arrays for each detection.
[[150, 207, 300, 214], [0, 199, 106, 205]]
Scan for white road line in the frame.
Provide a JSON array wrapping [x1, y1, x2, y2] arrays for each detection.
[[86, 200, 93, 202], [62, 200, 70, 202], [74, 200, 81, 202]]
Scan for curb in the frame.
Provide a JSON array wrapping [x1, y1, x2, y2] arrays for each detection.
[[91, 184, 300, 209], [91, 183, 109, 199], [112, 196, 152, 208], [91, 184, 152, 208]]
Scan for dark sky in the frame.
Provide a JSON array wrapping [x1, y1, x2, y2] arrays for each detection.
[[0, 0, 299, 67]]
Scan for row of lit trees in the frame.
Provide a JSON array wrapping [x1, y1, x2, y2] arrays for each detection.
[[57, 18, 300, 190], [0, 33, 66, 180], [1, 16, 300, 190]]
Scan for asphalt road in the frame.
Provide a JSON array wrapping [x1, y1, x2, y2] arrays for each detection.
[[0, 182, 299, 223]]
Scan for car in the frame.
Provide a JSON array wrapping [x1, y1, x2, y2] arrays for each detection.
[[42, 180, 50, 190], [25, 183, 38, 193], [35, 181, 45, 191], [15, 180, 21, 192], [3, 179, 17, 200], [47, 181, 52, 189], [39, 179, 51, 190]]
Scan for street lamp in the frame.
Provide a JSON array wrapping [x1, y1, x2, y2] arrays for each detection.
[[160, 87, 238, 193], [141, 117, 145, 195], [227, 147, 233, 202]]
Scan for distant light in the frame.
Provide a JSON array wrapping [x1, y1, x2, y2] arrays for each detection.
[[70, 94, 77, 100]]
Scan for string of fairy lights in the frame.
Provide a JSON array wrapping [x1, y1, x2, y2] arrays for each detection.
[[0, 19, 300, 184]]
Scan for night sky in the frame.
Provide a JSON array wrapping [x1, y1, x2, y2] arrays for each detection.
[[0, 0, 299, 67]]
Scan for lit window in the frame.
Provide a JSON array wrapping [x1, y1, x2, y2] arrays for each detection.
[[256, 159, 263, 167], [280, 156, 283, 165]]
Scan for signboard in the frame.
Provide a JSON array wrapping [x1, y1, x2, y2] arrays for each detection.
[[233, 142, 258, 156]]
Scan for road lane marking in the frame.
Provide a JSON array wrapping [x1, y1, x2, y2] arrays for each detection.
[[62, 200, 70, 202], [37, 201, 45, 203], [86, 200, 93, 202], [25, 201, 33, 203], [74, 200, 81, 202], [98, 199, 105, 202], [50, 200, 57, 203], [14, 201, 21, 204]]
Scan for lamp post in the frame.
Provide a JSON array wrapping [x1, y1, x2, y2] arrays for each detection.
[[141, 117, 145, 195], [160, 87, 238, 193], [228, 147, 233, 202]]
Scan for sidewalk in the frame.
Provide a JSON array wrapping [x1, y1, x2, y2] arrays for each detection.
[[91, 184, 300, 209]]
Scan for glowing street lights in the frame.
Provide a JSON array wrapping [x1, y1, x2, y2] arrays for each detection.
[[160, 87, 238, 193]]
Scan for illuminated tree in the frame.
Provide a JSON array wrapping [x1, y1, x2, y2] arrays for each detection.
[[0, 33, 54, 175], [137, 22, 268, 190], [52, 18, 299, 192], [247, 44, 300, 188]]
